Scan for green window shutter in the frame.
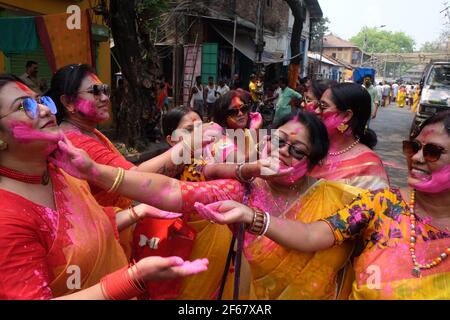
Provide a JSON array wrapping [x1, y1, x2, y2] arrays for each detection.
[[9, 44, 52, 86], [201, 43, 218, 84]]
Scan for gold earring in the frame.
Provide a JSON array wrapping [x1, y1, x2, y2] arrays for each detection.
[[337, 123, 349, 134], [0, 140, 8, 151]]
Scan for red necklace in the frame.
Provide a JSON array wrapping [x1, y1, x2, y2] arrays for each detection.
[[0, 165, 49, 185]]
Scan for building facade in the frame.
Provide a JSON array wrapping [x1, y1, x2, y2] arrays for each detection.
[[0, 0, 111, 85], [322, 33, 362, 67]]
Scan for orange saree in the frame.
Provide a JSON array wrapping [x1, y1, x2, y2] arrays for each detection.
[[0, 166, 128, 299]]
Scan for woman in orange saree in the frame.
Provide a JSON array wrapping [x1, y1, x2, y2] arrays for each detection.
[[0, 75, 208, 299]]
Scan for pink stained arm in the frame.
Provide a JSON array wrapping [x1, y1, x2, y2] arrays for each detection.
[[194, 201, 335, 253]]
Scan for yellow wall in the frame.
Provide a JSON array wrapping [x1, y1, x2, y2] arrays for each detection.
[[0, 0, 111, 85]]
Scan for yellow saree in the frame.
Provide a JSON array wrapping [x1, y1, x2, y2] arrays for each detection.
[[245, 180, 364, 300]]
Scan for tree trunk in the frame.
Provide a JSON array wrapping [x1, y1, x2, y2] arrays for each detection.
[[285, 0, 306, 88], [110, 0, 160, 150]]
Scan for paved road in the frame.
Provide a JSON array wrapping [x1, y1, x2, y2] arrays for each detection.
[[371, 104, 415, 188]]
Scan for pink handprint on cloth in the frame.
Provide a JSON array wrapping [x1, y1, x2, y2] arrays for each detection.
[[180, 179, 244, 213]]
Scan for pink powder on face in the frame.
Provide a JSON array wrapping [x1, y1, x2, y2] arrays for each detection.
[[414, 164, 450, 193], [10, 121, 64, 144], [88, 73, 102, 84], [321, 112, 346, 138], [275, 160, 308, 185], [74, 98, 97, 118]]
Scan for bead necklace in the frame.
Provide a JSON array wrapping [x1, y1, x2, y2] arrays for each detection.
[[328, 138, 360, 157], [409, 189, 450, 278], [0, 165, 49, 185]]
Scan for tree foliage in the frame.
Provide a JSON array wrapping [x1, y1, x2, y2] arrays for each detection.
[[310, 17, 330, 52], [350, 27, 415, 53], [420, 26, 450, 53], [110, 0, 168, 149]]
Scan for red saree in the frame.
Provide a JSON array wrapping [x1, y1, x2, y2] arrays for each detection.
[[0, 166, 128, 299]]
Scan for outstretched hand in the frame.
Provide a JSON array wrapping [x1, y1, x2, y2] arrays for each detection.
[[48, 136, 97, 180], [139, 256, 209, 281], [135, 203, 183, 220], [194, 201, 254, 225]]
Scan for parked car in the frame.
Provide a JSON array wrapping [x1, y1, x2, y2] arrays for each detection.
[[410, 61, 450, 137]]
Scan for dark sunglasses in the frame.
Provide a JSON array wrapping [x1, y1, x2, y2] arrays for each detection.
[[227, 104, 250, 117], [79, 84, 110, 97], [0, 96, 57, 120], [268, 135, 309, 161], [402, 140, 446, 162]]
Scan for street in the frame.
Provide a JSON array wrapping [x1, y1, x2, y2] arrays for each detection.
[[371, 104, 415, 188]]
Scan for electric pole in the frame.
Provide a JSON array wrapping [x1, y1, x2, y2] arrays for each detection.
[[255, 0, 265, 78]]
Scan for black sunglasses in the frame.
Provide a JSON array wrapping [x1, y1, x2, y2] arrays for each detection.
[[402, 140, 446, 162], [79, 84, 110, 97], [269, 135, 309, 161], [227, 104, 250, 117]]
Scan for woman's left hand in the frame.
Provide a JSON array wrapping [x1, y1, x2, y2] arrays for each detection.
[[48, 136, 97, 180], [134, 203, 183, 220], [194, 200, 254, 225]]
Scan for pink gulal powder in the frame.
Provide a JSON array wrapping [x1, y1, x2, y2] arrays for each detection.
[[10, 121, 64, 143], [74, 98, 97, 118], [276, 160, 308, 185], [414, 164, 450, 193]]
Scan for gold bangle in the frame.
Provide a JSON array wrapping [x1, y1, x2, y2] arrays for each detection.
[[107, 167, 125, 193], [247, 208, 265, 235]]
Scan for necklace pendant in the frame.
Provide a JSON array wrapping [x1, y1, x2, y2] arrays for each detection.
[[412, 267, 421, 278]]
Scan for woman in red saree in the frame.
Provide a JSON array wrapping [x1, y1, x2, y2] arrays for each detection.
[[311, 83, 389, 190], [0, 75, 208, 299]]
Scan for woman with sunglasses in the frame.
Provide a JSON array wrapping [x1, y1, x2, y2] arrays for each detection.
[[303, 80, 337, 113], [210, 90, 263, 163], [195, 110, 450, 299], [191, 110, 367, 299], [0, 75, 209, 300], [312, 82, 389, 190]]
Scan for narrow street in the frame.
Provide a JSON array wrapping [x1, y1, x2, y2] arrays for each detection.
[[371, 104, 415, 188]]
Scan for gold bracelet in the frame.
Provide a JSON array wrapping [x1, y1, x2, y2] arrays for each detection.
[[247, 208, 265, 235], [107, 167, 125, 193]]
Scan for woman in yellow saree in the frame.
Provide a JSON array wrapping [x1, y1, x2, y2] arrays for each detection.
[[199, 111, 450, 299]]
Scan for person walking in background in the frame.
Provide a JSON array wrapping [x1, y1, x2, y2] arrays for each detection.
[[382, 81, 391, 107], [19, 60, 47, 95], [392, 82, 399, 103], [189, 76, 205, 119], [231, 73, 243, 90], [216, 79, 230, 97], [398, 85, 407, 108], [362, 76, 379, 122], [273, 77, 302, 126], [204, 76, 218, 121]]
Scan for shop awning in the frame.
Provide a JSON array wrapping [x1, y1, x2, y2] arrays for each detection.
[[211, 24, 283, 65]]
